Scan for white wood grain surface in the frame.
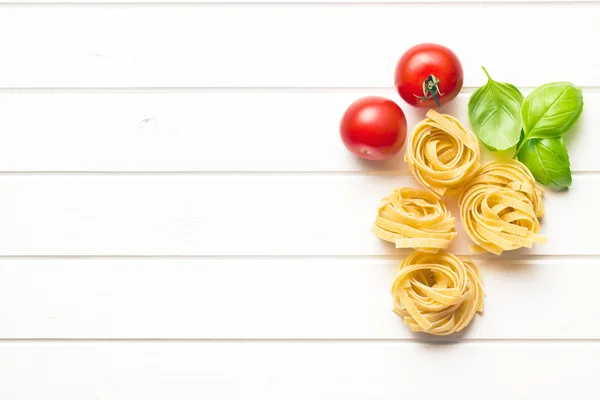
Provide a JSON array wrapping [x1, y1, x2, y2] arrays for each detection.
[[0, 90, 594, 172], [0, 4, 597, 88], [0, 175, 593, 256], [0, 2, 598, 399], [0, 258, 596, 339], [0, 342, 598, 400], [6, 0, 597, 2]]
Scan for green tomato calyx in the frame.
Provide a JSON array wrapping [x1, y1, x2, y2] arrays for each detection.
[[414, 74, 444, 107]]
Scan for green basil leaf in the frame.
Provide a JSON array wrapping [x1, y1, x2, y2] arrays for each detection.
[[521, 82, 583, 140], [468, 67, 524, 151], [517, 137, 572, 190]]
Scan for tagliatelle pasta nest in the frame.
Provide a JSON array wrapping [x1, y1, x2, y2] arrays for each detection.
[[405, 109, 481, 198], [371, 187, 457, 253], [459, 160, 547, 255], [464, 159, 544, 218], [391, 251, 484, 336]]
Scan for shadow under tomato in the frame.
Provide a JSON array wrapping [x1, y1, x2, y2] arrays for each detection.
[[402, 100, 462, 125], [354, 149, 409, 174]]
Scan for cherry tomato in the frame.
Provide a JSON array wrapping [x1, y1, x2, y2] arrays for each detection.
[[394, 43, 463, 108], [339, 96, 407, 161]]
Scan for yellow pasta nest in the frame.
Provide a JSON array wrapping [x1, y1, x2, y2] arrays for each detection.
[[371, 187, 457, 252], [464, 159, 544, 218], [391, 251, 484, 336], [459, 160, 547, 255], [405, 109, 481, 198]]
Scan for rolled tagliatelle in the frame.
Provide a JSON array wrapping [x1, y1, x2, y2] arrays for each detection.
[[405, 109, 481, 198], [464, 159, 544, 218], [371, 187, 457, 253], [460, 183, 547, 255], [391, 251, 484, 336]]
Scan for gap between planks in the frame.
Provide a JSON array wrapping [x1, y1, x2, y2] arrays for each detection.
[[0, 171, 594, 176], [0, 338, 599, 344], [1, 2, 599, 7], [0, 86, 599, 94], [0, 254, 598, 261]]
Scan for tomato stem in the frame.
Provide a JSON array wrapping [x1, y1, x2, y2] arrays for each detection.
[[415, 74, 443, 107]]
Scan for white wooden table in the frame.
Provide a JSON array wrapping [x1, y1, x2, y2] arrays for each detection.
[[0, 1, 598, 399]]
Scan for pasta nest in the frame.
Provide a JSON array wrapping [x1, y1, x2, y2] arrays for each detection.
[[371, 187, 457, 253], [405, 109, 481, 198], [464, 159, 544, 218], [391, 251, 484, 336], [459, 160, 547, 255]]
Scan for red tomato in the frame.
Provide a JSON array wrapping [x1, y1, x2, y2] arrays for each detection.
[[394, 43, 463, 108], [339, 96, 407, 161]]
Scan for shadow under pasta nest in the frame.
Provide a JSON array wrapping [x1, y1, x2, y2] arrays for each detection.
[[404, 322, 478, 346], [473, 249, 538, 274]]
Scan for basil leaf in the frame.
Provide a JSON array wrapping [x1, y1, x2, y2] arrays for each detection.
[[521, 82, 583, 140], [468, 67, 524, 151], [517, 137, 572, 190]]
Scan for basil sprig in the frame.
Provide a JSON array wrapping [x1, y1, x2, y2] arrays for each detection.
[[517, 138, 572, 189], [520, 83, 583, 143], [468, 67, 523, 151], [468, 70, 583, 190]]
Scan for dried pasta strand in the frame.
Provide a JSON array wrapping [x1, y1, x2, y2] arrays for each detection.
[[405, 110, 481, 198], [464, 159, 544, 218], [459, 160, 547, 255], [391, 251, 484, 336], [372, 187, 457, 253]]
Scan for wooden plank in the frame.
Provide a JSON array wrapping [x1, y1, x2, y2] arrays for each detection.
[[0, 89, 593, 172], [0, 4, 597, 87], [0, 341, 598, 400], [4, 0, 597, 3], [0, 257, 596, 339], [0, 174, 593, 255]]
